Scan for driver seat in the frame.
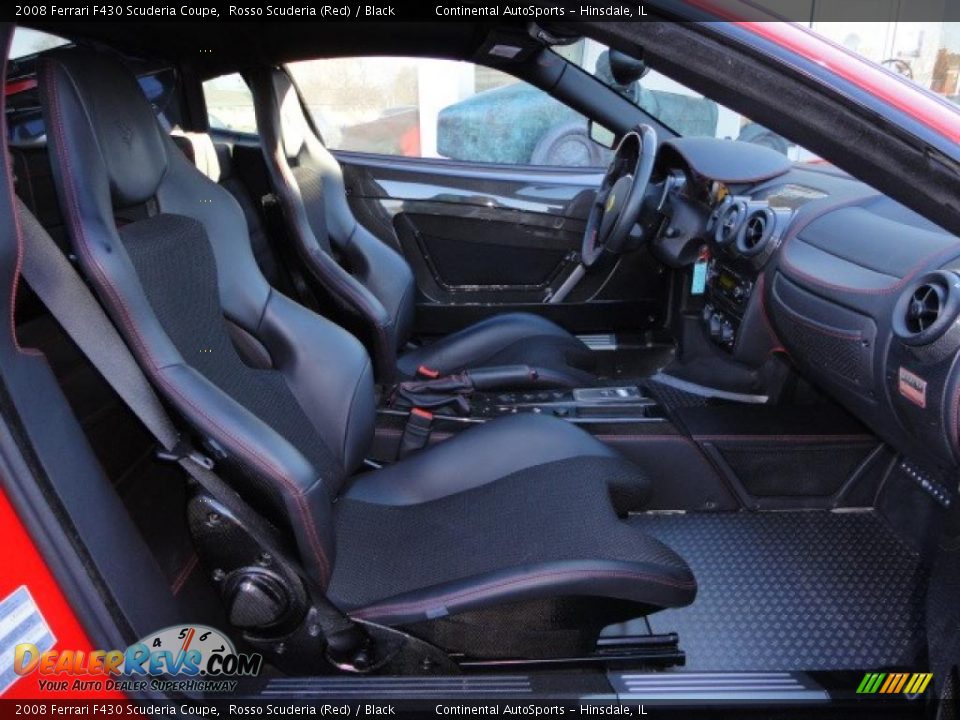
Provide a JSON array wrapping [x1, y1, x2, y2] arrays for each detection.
[[247, 68, 596, 386]]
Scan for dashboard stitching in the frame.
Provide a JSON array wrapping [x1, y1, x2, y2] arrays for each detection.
[[779, 193, 960, 295]]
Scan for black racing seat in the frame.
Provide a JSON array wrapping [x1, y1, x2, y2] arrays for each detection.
[[38, 48, 694, 660], [246, 67, 597, 386]]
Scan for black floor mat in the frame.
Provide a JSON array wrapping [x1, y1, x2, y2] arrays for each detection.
[[625, 510, 927, 672]]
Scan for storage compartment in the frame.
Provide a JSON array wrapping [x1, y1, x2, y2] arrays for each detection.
[[715, 441, 877, 498], [676, 402, 885, 508], [769, 273, 877, 391]]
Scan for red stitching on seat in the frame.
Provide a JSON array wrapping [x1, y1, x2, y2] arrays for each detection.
[[4, 94, 43, 356], [170, 553, 198, 595], [42, 59, 331, 585]]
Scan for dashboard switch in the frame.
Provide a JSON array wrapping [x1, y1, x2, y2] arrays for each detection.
[[720, 321, 735, 345], [709, 313, 723, 339]]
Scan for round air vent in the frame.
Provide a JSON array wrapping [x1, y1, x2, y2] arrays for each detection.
[[893, 270, 960, 347], [713, 199, 747, 247], [736, 207, 776, 257]]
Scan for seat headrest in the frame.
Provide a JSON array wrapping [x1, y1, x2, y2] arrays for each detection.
[[41, 49, 168, 207], [214, 143, 233, 180], [171, 130, 223, 182], [272, 69, 308, 160]]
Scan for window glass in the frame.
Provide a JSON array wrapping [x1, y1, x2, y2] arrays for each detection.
[[203, 73, 257, 135], [10, 27, 69, 59], [7, 68, 178, 145], [560, 39, 817, 162], [809, 21, 960, 105], [287, 57, 607, 167]]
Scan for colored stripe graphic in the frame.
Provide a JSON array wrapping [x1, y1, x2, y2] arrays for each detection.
[[892, 673, 909, 693], [905, 673, 933, 694], [879, 674, 896, 693], [857, 672, 933, 695]]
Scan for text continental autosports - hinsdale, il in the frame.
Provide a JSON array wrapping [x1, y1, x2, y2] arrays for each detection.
[[436, 4, 646, 16], [436, 707, 643, 716], [222, 3, 648, 17]]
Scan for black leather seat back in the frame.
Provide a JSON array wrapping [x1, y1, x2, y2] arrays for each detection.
[[40, 48, 376, 589], [248, 68, 415, 382], [171, 132, 285, 289]]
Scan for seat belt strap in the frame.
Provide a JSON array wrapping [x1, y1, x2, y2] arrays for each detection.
[[17, 201, 303, 590], [18, 200, 226, 490]]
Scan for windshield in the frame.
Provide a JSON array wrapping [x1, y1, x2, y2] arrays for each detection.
[[559, 38, 816, 162], [568, 23, 960, 160]]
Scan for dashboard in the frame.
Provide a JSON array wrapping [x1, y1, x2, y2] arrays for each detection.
[[648, 136, 960, 475]]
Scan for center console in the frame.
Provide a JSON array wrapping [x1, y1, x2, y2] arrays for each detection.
[[700, 196, 790, 352], [371, 381, 736, 513], [470, 385, 666, 422], [380, 383, 667, 430], [702, 262, 754, 349]]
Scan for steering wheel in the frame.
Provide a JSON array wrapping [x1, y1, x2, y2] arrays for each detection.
[[581, 124, 658, 267]]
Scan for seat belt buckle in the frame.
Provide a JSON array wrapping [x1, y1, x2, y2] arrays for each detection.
[[156, 438, 215, 470], [417, 365, 441, 379], [397, 408, 433, 460]]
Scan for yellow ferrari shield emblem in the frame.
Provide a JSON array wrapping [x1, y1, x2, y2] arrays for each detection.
[[605, 193, 616, 213]]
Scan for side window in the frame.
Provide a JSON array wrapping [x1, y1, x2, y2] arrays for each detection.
[[286, 57, 607, 168], [202, 73, 256, 135]]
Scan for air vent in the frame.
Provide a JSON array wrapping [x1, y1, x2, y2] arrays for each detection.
[[713, 199, 747, 247], [736, 207, 776, 257], [893, 270, 960, 347], [744, 214, 767, 247], [906, 283, 944, 334]]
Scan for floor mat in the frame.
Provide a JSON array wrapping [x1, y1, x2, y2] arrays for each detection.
[[592, 344, 676, 384], [626, 510, 927, 671]]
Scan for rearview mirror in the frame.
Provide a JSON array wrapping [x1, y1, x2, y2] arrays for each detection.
[[608, 49, 649, 86], [589, 121, 617, 149]]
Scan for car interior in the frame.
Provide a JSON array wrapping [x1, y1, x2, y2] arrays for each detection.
[[2, 18, 959, 708]]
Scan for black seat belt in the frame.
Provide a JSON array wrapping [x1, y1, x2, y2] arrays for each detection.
[[16, 201, 372, 669]]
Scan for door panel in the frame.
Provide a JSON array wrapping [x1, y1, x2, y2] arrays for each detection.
[[398, 208, 577, 290], [338, 152, 666, 335]]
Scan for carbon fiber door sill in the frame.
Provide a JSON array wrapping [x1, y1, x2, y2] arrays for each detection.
[[608, 671, 829, 702]]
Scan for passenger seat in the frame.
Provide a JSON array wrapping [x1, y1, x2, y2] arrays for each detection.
[[247, 67, 598, 386]]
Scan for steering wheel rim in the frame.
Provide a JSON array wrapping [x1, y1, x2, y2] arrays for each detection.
[[581, 124, 658, 268]]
